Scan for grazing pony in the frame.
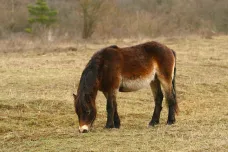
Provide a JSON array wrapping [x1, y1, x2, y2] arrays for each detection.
[[73, 41, 178, 133]]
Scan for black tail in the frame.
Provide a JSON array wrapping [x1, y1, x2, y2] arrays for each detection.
[[171, 50, 179, 114]]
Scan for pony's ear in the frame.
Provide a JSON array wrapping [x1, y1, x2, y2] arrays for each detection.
[[73, 93, 77, 99]]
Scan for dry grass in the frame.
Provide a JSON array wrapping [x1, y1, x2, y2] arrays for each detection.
[[0, 36, 228, 151]]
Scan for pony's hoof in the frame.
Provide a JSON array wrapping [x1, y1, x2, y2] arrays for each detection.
[[114, 121, 120, 128], [105, 124, 114, 129], [148, 121, 159, 127], [114, 124, 120, 128], [167, 120, 175, 125]]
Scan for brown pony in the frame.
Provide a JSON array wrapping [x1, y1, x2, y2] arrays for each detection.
[[73, 41, 178, 133]]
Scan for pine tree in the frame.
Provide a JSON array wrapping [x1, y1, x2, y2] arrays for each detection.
[[25, 0, 57, 33]]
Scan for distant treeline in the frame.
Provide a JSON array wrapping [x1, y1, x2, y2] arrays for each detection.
[[1, 0, 228, 39]]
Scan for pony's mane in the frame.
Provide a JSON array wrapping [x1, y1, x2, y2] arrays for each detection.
[[77, 55, 101, 111]]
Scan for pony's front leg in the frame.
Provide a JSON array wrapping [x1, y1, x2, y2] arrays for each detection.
[[104, 92, 120, 128], [106, 93, 114, 128], [113, 99, 120, 128]]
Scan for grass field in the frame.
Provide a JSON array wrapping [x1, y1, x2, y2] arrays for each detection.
[[0, 36, 228, 151]]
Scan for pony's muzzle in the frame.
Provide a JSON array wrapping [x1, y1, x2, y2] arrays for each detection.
[[79, 125, 89, 133]]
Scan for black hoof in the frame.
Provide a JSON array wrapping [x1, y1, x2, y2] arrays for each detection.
[[167, 120, 175, 125], [114, 120, 120, 128], [105, 124, 114, 129], [148, 121, 159, 127], [114, 124, 120, 128]]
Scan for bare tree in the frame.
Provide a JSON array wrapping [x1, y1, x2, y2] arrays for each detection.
[[80, 0, 104, 39]]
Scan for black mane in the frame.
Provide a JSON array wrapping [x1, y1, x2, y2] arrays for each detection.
[[77, 55, 100, 111]]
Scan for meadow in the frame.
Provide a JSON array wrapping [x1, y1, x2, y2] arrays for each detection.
[[0, 36, 228, 151]]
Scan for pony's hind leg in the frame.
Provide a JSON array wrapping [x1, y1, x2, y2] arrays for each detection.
[[113, 98, 120, 128], [160, 79, 177, 125], [103, 92, 120, 128], [149, 76, 163, 126], [166, 91, 176, 124]]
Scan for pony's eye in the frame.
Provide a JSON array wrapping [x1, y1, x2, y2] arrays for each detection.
[[86, 110, 91, 115]]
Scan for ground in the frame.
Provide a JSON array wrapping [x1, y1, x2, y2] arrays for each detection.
[[0, 36, 228, 151]]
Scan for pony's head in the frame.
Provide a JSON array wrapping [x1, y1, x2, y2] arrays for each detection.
[[73, 93, 97, 133], [73, 53, 101, 133]]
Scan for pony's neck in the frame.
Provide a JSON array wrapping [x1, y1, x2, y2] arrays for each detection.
[[77, 81, 99, 106], [88, 87, 99, 102], [78, 54, 101, 105]]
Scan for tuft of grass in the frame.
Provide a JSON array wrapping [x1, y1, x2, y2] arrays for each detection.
[[0, 36, 228, 151]]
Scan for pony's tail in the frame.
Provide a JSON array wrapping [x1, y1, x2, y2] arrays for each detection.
[[172, 50, 179, 115]]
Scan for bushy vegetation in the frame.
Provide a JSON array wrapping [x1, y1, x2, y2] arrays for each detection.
[[0, 0, 228, 39]]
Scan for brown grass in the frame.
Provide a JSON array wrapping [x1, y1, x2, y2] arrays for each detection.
[[0, 36, 228, 151]]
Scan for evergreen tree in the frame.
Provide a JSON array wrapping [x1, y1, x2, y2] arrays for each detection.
[[26, 0, 57, 33]]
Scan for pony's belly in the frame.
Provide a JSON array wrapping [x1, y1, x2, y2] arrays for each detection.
[[119, 73, 155, 92]]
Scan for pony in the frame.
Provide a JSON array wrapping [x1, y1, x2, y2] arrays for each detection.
[[73, 41, 178, 133]]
